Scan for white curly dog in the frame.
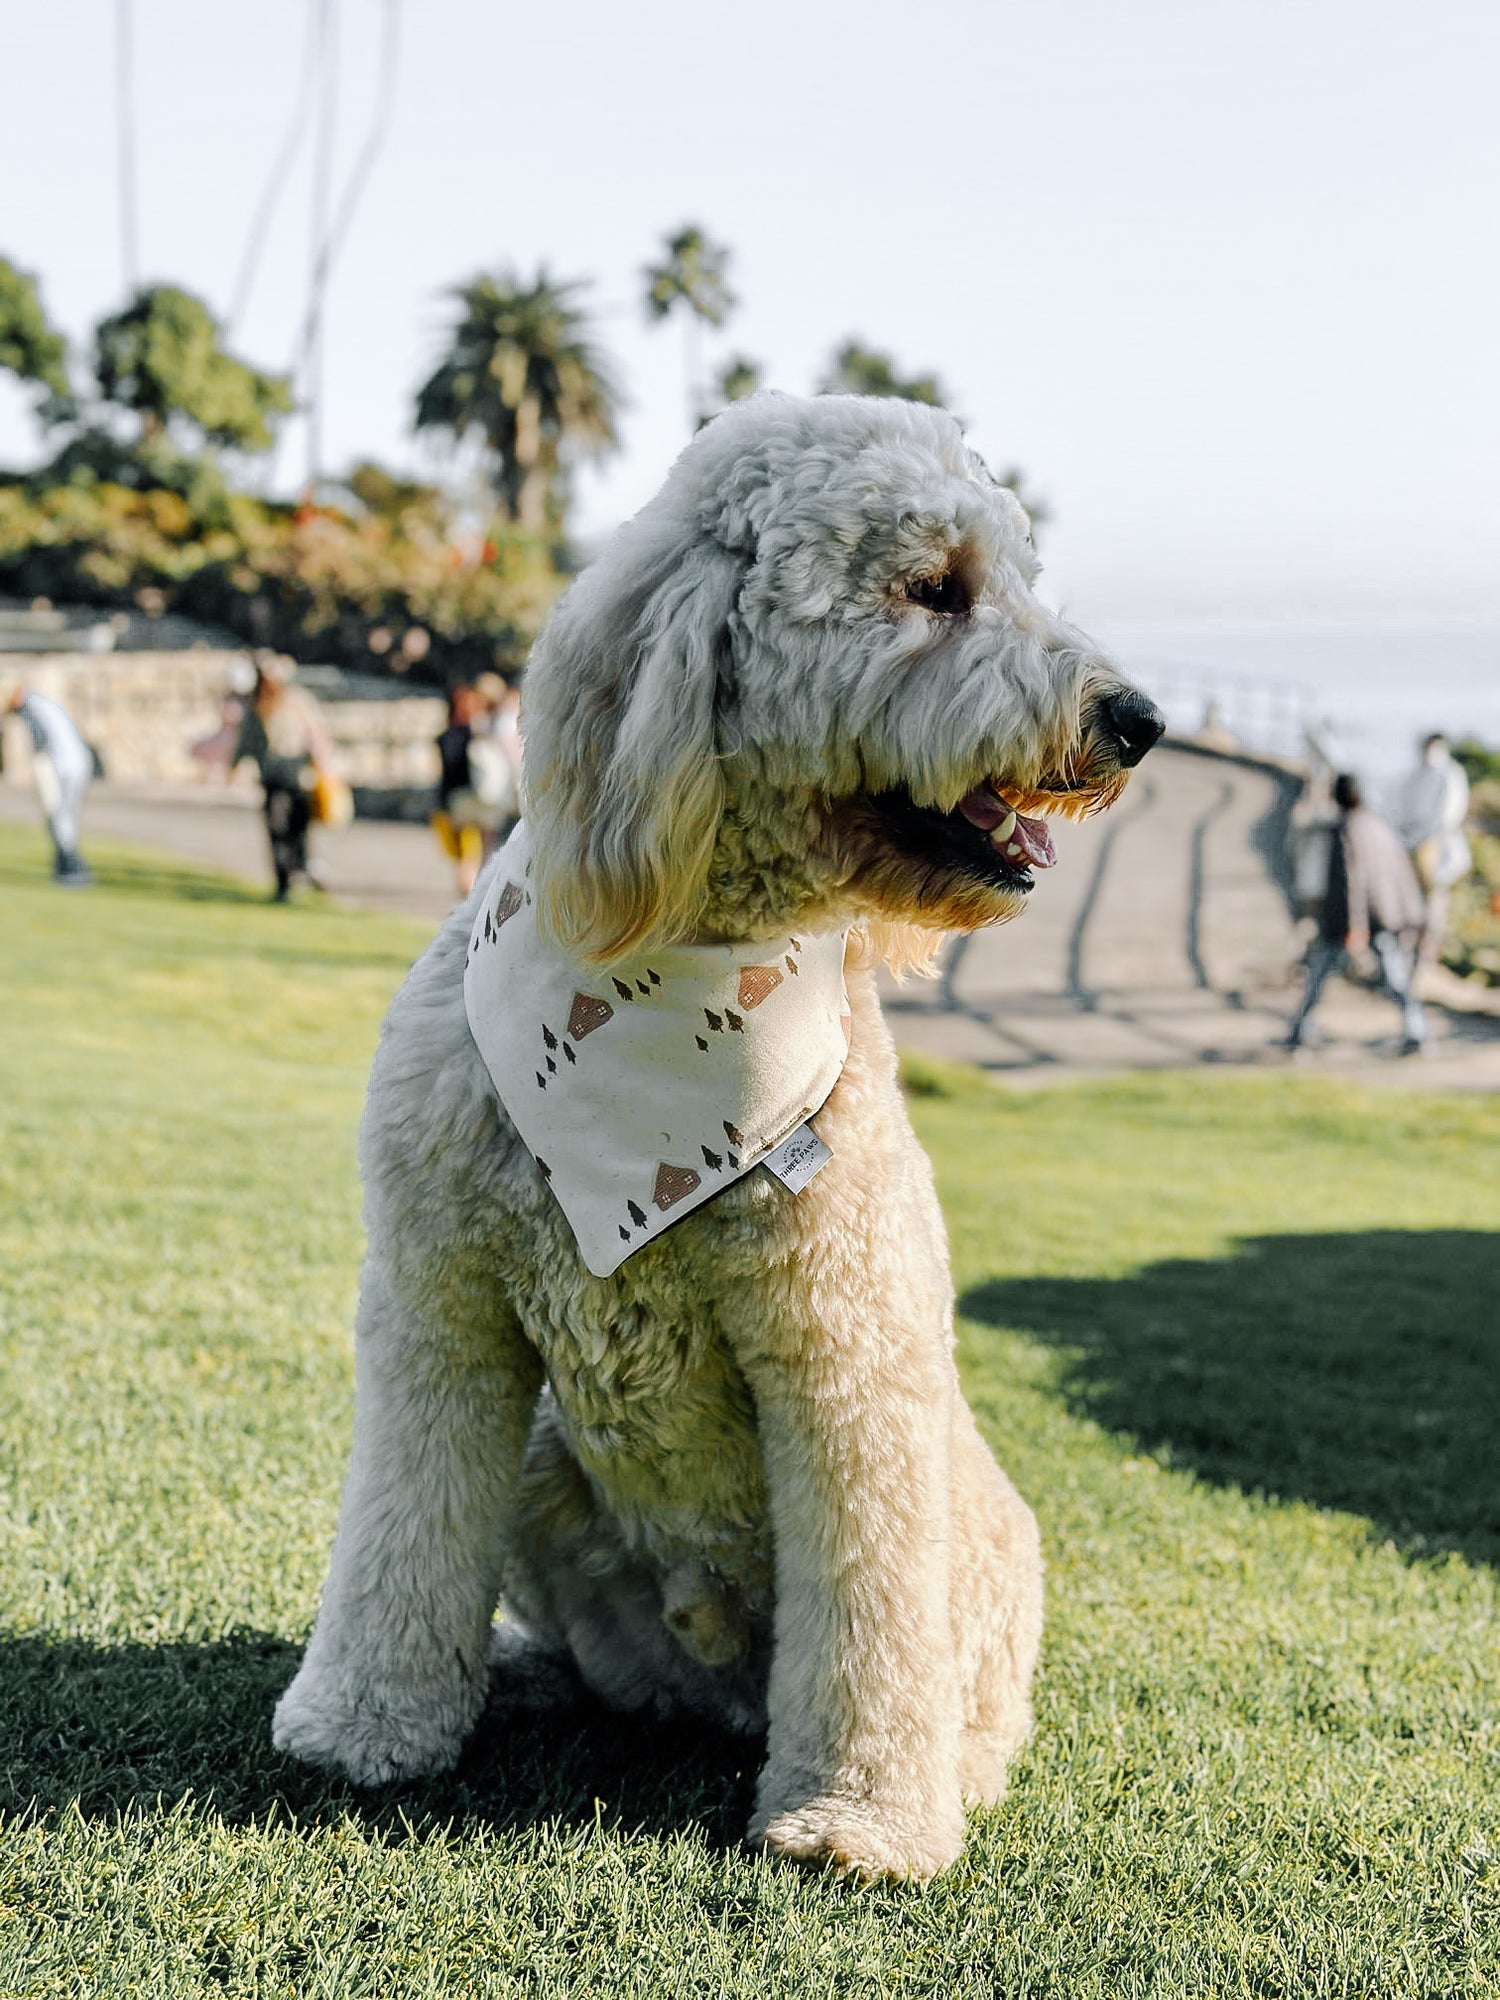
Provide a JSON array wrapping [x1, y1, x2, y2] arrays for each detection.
[[273, 393, 1163, 1880]]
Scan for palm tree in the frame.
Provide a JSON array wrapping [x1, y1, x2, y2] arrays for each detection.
[[414, 270, 620, 532], [642, 225, 736, 431]]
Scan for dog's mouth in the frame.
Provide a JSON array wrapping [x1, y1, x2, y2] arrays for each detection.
[[860, 771, 1113, 899], [949, 780, 1058, 887]]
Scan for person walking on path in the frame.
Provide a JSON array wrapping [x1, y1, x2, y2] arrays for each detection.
[[5, 682, 94, 885], [1285, 773, 1427, 1056], [1398, 732, 1471, 967], [429, 676, 524, 898], [430, 683, 489, 898], [231, 655, 335, 902]]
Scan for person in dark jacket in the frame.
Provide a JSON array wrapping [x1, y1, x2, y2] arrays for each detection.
[[430, 683, 486, 897], [1285, 773, 1427, 1054]]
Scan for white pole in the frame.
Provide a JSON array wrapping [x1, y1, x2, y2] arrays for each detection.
[[115, 0, 139, 293]]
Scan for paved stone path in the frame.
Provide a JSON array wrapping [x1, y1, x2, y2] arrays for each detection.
[[4, 751, 1495, 1089]]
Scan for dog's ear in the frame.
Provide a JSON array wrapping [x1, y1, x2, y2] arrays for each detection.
[[522, 527, 743, 962]]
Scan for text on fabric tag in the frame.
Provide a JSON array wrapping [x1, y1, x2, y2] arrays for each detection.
[[760, 1121, 832, 1194]]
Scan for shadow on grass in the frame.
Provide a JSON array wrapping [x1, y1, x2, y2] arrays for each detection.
[[87, 858, 268, 908], [962, 1230, 1500, 1566], [0, 843, 424, 974], [0, 1631, 758, 1847], [0, 849, 265, 909]]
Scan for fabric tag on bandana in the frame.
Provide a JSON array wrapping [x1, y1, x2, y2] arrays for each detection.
[[760, 1121, 832, 1194]]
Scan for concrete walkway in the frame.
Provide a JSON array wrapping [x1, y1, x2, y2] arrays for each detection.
[[886, 748, 1497, 1089], [4, 753, 1495, 1089]]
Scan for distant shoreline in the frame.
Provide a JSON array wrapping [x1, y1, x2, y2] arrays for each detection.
[[1098, 624, 1500, 783]]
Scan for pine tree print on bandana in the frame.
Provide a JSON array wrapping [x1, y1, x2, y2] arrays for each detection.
[[463, 823, 850, 1276]]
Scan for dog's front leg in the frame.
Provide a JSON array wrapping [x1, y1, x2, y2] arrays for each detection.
[[273, 1254, 542, 1786], [726, 1290, 966, 1880]]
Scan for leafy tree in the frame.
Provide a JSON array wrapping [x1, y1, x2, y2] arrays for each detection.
[[0, 256, 72, 421], [93, 285, 292, 452], [643, 225, 736, 430], [414, 270, 620, 532], [817, 339, 947, 407], [1453, 737, 1500, 789]]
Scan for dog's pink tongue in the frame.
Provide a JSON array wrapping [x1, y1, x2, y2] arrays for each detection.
[[1011, 809, 1056, 870], [957, 783, 1007, 830], [957, 785, 1057, 869]]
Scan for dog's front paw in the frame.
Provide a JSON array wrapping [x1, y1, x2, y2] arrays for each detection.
[[751, 1790, 966, 1883], [272, 1668, 472, 1787]]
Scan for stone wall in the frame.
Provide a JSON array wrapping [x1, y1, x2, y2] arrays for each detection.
[[0, 651, 445, 810]]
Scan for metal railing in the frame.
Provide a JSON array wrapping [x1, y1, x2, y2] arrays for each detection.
[[1129, 662, 1314, 765]]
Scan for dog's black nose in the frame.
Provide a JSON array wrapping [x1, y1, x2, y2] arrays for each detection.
[[1098, 688, 1166, 767]]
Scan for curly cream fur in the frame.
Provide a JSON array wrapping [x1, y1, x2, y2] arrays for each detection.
[[274, 394, 1153, 1880]]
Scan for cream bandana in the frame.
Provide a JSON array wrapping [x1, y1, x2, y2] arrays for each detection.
[[464, 823, 851, 1277]]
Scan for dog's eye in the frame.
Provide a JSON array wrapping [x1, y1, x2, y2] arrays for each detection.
[[906, 570, 970, 617]]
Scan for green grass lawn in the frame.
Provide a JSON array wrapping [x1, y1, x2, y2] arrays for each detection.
[[1, 821, 1496, 1999]]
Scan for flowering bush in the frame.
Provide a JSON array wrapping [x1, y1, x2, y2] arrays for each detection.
[[0, 474, 567, 680]]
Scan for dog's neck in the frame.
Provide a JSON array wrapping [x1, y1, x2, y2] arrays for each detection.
[[693, 779, 852, 944]]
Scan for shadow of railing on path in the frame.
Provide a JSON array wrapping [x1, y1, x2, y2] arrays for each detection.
[[920, 749, 1315, 1066], [1184, 777, 1233, 993], [1063, 777, 1158, 1013]]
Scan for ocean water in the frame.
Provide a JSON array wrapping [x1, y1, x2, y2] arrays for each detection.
[[1096, 625, 1500, 792]]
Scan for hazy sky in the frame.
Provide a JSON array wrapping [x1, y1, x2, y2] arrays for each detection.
[[2, 0, 1496, 627]]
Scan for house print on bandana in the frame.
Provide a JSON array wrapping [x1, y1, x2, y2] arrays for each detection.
[[463, 821, 851, 1276]]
